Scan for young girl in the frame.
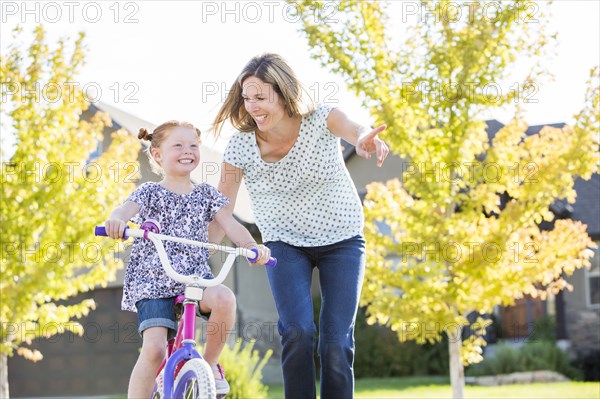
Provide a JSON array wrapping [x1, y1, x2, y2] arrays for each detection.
[[104, 120, 270, 398]]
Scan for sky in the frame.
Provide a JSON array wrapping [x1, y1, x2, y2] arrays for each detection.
[[1, 0, 599, 152]]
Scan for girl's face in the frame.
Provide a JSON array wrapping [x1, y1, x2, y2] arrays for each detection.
[[242, 76, 287, 133], [151, 127, 200, 177]]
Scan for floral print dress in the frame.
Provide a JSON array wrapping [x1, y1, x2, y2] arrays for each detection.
[[121, 182, 228, 312]]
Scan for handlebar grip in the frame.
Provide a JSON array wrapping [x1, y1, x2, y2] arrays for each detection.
[[248, 248, 277, 268], [94, 226, 129, 239]]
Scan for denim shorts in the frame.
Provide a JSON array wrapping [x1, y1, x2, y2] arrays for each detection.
[[135, 297, 179, 339], [135, 296, 212, 340]]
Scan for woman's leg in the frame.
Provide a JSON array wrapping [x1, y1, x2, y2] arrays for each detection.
[[128, 326, 168, 399], [199, 284, 237, 365], [317, 235, 366, 399], [266, 241, 318, 399]]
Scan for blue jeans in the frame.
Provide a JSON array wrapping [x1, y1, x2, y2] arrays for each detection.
[[266, 235, 366, 399]]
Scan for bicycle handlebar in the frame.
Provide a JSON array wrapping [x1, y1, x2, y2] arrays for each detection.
[[94, 225, 276, 287], [95, 226, 127, 239]]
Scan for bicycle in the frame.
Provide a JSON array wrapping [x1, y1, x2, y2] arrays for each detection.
[[95, 219, 276, 399]]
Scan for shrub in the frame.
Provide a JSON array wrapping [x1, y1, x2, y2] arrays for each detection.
[[575, 349, 600, 381], [354, 314, 450, 377], [529, 315, 557, 342], [466, 341, 582, 379], [466, 342, 522, 376], [216, 340, 272, 399]]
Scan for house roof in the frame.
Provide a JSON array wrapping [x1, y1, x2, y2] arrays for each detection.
[[91, 102, 156, 133], [344, 119, 507, 161], [485, 120, 567, 138], [525, 122, 567, 135], [485, 119, 505, 142], [486, 120, 598, 236]]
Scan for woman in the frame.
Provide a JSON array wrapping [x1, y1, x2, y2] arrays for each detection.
[[211, 53, 388, 399]]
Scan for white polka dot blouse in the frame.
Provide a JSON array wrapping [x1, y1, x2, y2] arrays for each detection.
[[223, 104, 364, 246]]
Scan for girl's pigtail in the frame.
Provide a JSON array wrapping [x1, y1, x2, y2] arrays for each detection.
[[138, 128, 152, 142]]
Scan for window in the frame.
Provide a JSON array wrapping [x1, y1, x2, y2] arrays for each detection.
[[586, 242, 600, 308]]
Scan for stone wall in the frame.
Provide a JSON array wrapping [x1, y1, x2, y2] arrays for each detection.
[[566, 309, 600, 356], [466, 370, 569, 386]]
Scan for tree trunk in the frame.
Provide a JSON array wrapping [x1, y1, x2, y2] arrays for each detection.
[[0, 352, 8, 398], [448, 327, 465, 399]]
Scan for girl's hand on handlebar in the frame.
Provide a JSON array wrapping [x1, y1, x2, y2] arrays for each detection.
[[105, 219, 127, 239], [250, 244, 271, 266]]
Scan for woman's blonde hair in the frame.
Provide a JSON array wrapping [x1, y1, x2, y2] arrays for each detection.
[[212, 53, 314, 138], [138, 120, 201, 176]]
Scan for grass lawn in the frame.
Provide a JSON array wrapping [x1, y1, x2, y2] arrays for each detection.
[[266, 376, 600, 398]]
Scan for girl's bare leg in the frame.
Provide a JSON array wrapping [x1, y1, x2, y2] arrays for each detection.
[[200, 284, 236, 365], [128, 326, 167, 399]]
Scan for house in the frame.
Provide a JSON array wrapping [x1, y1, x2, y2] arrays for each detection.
[[490, 123, 599, 352], [555, 173, 600, 354], [342, 119, 600, 353]]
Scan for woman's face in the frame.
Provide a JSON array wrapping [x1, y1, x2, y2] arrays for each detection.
[[242, 76, 287, 133]]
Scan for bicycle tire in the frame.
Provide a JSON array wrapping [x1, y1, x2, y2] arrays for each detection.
[[150, 369, 165, 398], [173, 358, 216, 399]]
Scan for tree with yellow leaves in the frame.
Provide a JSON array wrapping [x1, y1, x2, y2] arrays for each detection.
[[294, 1, 599, 397], [0, 26, 140, 397]]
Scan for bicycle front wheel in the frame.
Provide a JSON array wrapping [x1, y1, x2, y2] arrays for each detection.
[[173, 358, 216, 399]]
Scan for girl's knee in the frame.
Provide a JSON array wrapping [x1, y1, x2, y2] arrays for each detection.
[[141, 341, 166, 364], [209, 286, 236, 312], [141, 329, 167, 363]]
